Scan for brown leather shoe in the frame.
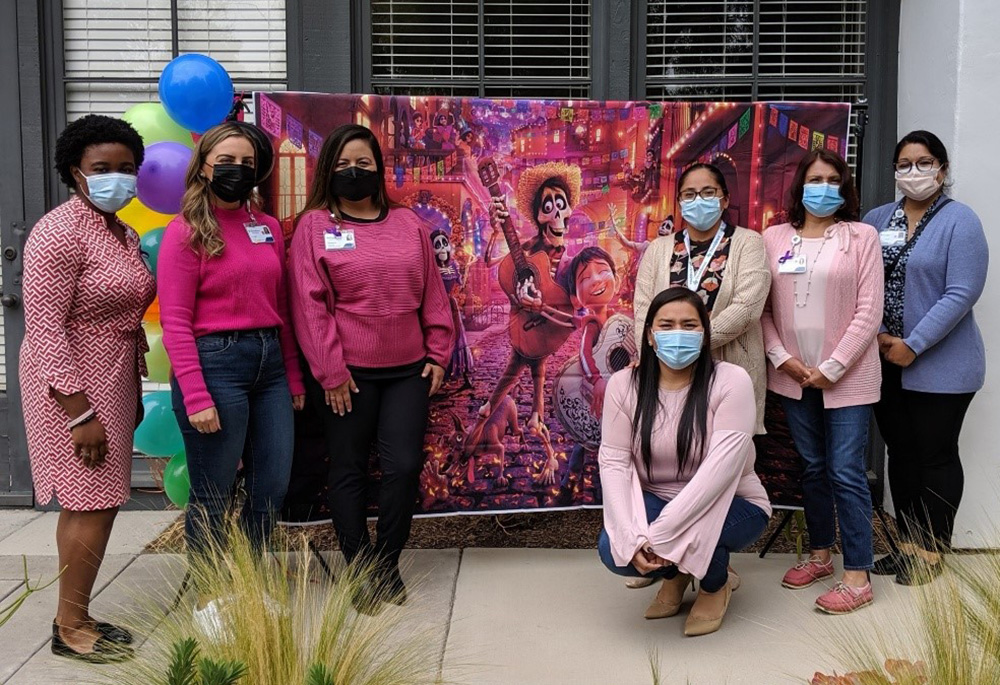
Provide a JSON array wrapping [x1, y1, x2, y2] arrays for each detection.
[[643, 573, 693, 619], [683, 581, 732, 636]]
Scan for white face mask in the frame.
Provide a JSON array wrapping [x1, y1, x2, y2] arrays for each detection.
[[895, 166, 943, 201]]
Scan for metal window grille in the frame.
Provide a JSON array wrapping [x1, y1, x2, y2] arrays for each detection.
[[645, 0, 866, 167], [62, 0, 288, 122], [371, 0, 591, 98]]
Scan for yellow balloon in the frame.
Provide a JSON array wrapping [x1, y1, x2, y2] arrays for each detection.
[[118, 198, 176, 236]]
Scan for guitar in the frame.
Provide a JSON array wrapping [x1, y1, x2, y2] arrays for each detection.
[[553, 313, 637, 449], [477, 158, 574, 360]]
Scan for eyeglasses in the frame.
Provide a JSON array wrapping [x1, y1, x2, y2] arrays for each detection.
[[894, 158, 939, 174], [678, 187, 722, 202]]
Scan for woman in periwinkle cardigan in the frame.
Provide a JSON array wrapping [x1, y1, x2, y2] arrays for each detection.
[[761, 149, 883, 615], [864, 131, 988, 586]]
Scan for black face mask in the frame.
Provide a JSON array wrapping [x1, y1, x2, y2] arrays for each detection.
[[332, 166, 380, 202], [209, 164, 257, 203]]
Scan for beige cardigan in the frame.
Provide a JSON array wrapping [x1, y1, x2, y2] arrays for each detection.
[[633, 226, 771, 434]]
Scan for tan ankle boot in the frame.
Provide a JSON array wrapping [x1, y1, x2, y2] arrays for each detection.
[[643, 573, 693, 619], [683, 582, 732, 636]]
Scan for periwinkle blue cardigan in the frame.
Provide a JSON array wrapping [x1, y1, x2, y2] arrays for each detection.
[[863, 198, 988, 394]]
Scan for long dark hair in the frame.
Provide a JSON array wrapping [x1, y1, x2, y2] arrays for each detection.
[[787, 149, 860, 228], [631, 287, 715, 478], [295, 124, 394, 226]]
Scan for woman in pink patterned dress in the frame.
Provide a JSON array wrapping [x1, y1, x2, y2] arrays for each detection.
[[20, 115, 153, 663]]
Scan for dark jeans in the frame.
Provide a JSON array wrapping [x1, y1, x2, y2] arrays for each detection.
[[781, 389, 874, 570], [172, 329, 294, 558], [598, 491, 769, 592], [312, 364, 430, 570], [874, 361, 974, 550]]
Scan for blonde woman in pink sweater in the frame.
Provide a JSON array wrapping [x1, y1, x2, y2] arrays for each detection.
[[761, 149, 883, 614], [598, 287, 771, 637]]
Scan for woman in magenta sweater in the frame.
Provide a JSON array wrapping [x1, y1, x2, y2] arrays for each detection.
[[761, 149, 883, 614], [289, 124, 454, 613], [159, 123, 305, 627]]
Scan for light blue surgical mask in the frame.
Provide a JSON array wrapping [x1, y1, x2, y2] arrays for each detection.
[[801, 183, 844, 218], [653, 330, 704, 370], [80, 171, 137, 213], [680, 196, 723, 232]]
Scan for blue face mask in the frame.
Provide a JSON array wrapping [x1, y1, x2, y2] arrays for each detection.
[[80, 171, 137, 213], [801, 183, 844, 218], [653, 330, 704, 370], [680, 196, 723, 232]]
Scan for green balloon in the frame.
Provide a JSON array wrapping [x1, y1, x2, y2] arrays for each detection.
[[163, 453, 190, 508], [144, 325, 171, 384], [140, 227, 164, 279], [134, 391, 184, 457], [123, 102, 194, 149]]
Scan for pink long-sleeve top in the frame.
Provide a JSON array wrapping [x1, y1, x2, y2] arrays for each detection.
[[288, 207, 454, 390], [760, 221, 883, 409], [159, 207, 305, 415], [598, 362, 772, 579]]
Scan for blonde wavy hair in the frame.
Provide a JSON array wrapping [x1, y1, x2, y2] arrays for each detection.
[[181, 122, 261, 257]]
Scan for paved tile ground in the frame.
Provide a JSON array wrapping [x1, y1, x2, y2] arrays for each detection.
[[0, 510, 930, 685]]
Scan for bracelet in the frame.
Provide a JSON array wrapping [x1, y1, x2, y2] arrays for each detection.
[[67, 408, 96, 430]]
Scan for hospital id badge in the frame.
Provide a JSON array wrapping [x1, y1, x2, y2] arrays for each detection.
[[880, 229, 906, 247], [778, 255, 807, 274], [324, 229, 356, 251], [245, 223, 275, 244]]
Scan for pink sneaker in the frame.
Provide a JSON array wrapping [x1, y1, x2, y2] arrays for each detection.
[[815, 582, 874, 614], [781, 556, 835, 589]]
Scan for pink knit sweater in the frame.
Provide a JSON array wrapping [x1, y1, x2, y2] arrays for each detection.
[[760, 221, 884, 408], [599, 363, 772, 578], [288, 207, 454, 390], [159, 207, 305, 415]]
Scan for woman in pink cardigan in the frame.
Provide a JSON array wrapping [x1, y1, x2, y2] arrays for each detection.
[[598, 287, 771, 637], [761, 149, 883, 614]]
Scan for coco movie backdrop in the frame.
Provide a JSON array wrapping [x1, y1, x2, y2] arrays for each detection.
[[251, 92, 851, 523]]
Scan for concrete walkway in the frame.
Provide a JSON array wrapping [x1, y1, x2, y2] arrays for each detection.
[[0, 510, 926, 685]]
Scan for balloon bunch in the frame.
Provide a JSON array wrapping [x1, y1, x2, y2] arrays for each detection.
[[126, 54, 235, 509]]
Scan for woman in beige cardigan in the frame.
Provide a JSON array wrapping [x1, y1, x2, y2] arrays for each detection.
[[627, 162, 771, 593]]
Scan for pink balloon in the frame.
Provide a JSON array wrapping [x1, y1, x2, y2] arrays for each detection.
[[137, 141, 193, 215]]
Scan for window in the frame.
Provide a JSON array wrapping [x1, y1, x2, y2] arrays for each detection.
[[62, 0, 288, 122], [644, 1, 866, 166], [370, 1, 591, 98]]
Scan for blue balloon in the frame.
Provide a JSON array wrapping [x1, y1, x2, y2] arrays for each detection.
[[134, 391, 184, 457], [139, 227, 164, 278], [158, 54, 234, 134]]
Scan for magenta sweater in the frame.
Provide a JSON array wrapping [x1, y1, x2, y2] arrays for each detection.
[[760, 221, 884, 408], [159, 207, 305, 415], [288, 207, 454, 390]]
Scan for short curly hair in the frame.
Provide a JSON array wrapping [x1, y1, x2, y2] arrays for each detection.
[[54, 114, 145, 189]]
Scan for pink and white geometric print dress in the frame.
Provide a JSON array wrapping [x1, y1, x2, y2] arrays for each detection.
[[20, 196, 156, 510]]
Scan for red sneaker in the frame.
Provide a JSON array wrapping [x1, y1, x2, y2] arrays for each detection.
[[781, 556, 835, 589], [815, 581, 874, 614]]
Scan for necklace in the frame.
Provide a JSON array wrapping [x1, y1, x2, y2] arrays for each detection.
[[792, 229, 831, 308]]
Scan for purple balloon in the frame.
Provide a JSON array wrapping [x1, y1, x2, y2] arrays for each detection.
[[137, 141, 192, 215]]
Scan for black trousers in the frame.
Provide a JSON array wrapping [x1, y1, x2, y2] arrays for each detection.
[[312, 365, 430, 569], [874, 361, 974, 550]]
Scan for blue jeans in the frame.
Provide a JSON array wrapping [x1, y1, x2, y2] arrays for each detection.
[[598, 491, 769, 592], [781, 389, 874, 570], [172, 329, 295, 558]]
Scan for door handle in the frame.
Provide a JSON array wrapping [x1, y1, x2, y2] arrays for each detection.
[[1, 294, 20, 309]]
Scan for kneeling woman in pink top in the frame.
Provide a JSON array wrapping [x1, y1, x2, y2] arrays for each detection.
[[761, 149, 882, 614], [598, 287, 771, 637]]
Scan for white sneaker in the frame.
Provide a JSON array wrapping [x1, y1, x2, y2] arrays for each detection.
[[625, 577, 656, 589], [193, 598, 232, 644]]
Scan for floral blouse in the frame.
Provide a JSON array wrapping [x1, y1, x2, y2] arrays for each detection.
[[669, 222, 735, 313], [882, 195, 945, 337]]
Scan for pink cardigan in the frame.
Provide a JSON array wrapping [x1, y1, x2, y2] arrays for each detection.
[[760, 221, 883, 408], [599, 363, 772, 578]]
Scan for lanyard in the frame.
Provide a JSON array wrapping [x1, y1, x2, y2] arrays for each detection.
[[683, 223, 726, 291]]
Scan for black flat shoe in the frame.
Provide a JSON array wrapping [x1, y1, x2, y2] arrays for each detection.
[[51, 624, 134, 663], [95, 621, 133, 645], [383, 568, 408, 607], [895, 556, 944, 586], [350, 577, 385, 616], [872, 551, 906, 576]]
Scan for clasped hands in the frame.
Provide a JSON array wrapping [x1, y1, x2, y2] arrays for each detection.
[[632, 542, 673, 576], [776, 358, 834, 390], [877, 333, 917, 368]]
